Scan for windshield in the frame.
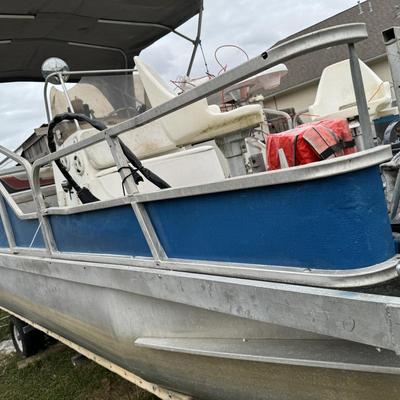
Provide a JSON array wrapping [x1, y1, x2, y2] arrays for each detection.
[[48, 72, 147, 144]]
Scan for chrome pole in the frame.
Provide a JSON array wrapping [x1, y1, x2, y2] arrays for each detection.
[[58, 73, 80, 130]]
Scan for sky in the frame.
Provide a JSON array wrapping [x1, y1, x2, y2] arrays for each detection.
[[0, 0, 357, 150]]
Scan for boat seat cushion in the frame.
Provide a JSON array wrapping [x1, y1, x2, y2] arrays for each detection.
[[134, 57, 265, 146], [80, 119, 177, 171]]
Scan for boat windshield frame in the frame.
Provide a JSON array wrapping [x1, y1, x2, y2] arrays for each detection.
[[43, 68, 138, 125]]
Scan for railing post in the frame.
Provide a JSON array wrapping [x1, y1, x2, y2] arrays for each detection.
[[0, 194, 16, 252], [27, 167, 57, 254], [105, 134, 166, 262], [382, 27, 400, 112], [0, 145, 57, 254], [348, 43, 375, 150]]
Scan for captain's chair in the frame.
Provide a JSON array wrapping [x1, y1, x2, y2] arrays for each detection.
[[50, 77, 230, 205], [134, 57, 265, 146], [309, 59, 392, 121]]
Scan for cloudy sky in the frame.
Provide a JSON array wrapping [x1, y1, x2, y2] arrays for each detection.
[[0, 0, 357, 150]]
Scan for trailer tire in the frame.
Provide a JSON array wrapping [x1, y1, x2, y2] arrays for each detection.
[[9, 316, 44, 357]]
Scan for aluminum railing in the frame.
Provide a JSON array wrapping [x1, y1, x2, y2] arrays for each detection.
[[0, 146, 48, 253], [0, 23, 371, 258]]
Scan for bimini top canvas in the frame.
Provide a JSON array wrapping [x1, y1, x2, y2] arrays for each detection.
[[0, 0, 202, 81]]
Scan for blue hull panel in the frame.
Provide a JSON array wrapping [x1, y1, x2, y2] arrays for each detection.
[[145, 167, 395, 270], [49, 204, 151, 257], [5, 203, 44, 248], [5, 166, 395, 270], [0, 210, 8, 248]]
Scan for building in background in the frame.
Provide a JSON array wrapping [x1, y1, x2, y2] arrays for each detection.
[[264, 0, 398, 114]]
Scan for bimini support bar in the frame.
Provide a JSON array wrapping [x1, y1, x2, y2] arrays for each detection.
[[97, 0, 204, 77], [68, 42, 129, 69], [97, 19, 195, 45], [186, 0, 204, 77]]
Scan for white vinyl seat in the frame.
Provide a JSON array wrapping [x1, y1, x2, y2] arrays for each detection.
[[51, 85, 178, 170], [309, 59, 392, 120], [134, 57, 265, 146], [52, 84, 230, 204], [51, 74, 235, 205], [80, 121, 177, 170]]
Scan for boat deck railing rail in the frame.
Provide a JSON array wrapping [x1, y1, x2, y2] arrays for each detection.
[[0, 23, 374, 261]]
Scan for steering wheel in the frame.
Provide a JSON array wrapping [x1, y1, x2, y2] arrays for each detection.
[[104, 106, 137, 120]]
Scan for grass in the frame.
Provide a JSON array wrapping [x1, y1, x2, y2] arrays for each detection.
[[0, 310, 9, 342], [0, 311, 157, 400]]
